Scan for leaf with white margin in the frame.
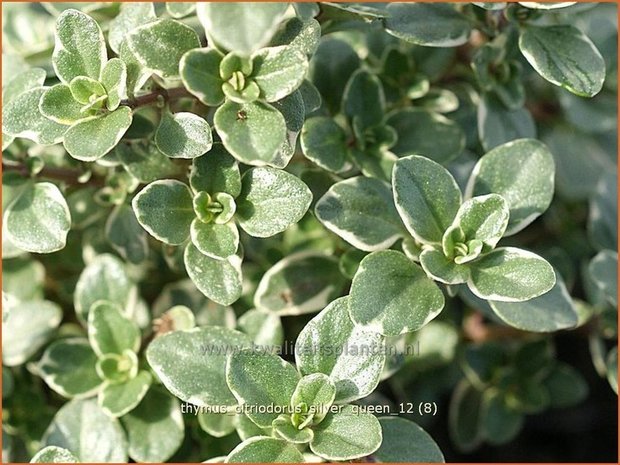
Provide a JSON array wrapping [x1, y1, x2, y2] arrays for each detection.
[[236, 167, 312, 237], [2, 67, 46, 102], [466, 139, 554, 236], [126, 19, 200, 78], [197, 3, 290, 55], [31, 446, 78, 463], [198, 411, 236, 438], [146, 326, 252, 408], [74, 254, 135, 322], [295, 296, 386, 403], [237, 309, 284, 347], [132, 180, 195, 245], [251, 46, 308, 102], [349, 250, 445, 336], [105, 203, 149, 264], [39, 84, 85, 125], [35, 338, 103, 399], [189, 144, 242, 197], [290, 373, 336, 424], [478, 94, 536, 151], [52, 9, 106, 83], [374, 417, 444, 463], [419, 248, 470, 285], [43, 398, 128, 462], [190, 219, 239, 260], [180, 48, 225, 106], [155, 111, 213, 159], [184, 244, 243, 306], [384, 3, 471, 47], [122, 388, 184, 462], [88, 301, 140, 357], [300, 116, 348, 173], [588, 250, 618, 307], [2, 300, 62, 366], [225, 437, 304, 463], [451, 194, 509, 248], [108, 2, 157, 54], [342, 69, 385, 131], [316, 176, 405, 252], [99, 370, 152, 418], [101, 58, 127, 111], [310, 405, 382, 460], [226, 349, 300, 427], [4, 182, 71, 254], [254, 252, 346, 316], [63, 107, 133, 161], [519, 2, 576, 8], [489, 272, 579, 332], [468, 247, 556, 302], [166, 2, 196, 18], [519, 25, 605, 97]]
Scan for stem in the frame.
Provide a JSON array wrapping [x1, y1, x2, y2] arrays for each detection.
[[2, 162, 105, 187], [122, 87, 194, 109]]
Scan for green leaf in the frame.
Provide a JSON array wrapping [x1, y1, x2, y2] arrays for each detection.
[[147, 326, 252, 407], [31, 446, 78, 463], [234, 414, 270, 441], [2, 257, 45, 301], [132, 180, 194, 245], [122, 388, 184, 462], [53, 9, 106, 83], [184, 244, 243, 305], [69, 76, 106, 105], [190, 220, 239, 260], [101, 58, 127, 111], [197, 2, 290, 55], [225, 437, 304, 463], [166, 2, 195, 18], [198, 411, 236, 438], [189, 144, 242, 197], [589, 250, 618, 307], [468, 247, 556, 302], [300, 116, 348, 172], [295, 296, 386, 403], [2, 87, 68, 145], [105, 203, 149, 264], [180, 48, 225, 106], [519, 25, 605, 97], [419, 248, 470, 285], [214, 101, 287, 166], [155, 111, 213, 159], [466, 139, 555, 235], [43, 398, 128, 462], [342, 69, 385, 130], [99, 370, 152, 418], [272, 417, 314, 443], [88, 300, 140, 357], [384, 3, 471, 47], [2, 67, 46, 103], [251, 46, 308, 102], [4, 182, 71, 254], [607, 349, 618, 395], [449, 380, 484, 452], [290, 373, 336, 424], [236, 167, 312, 237], [39, 84, 85, 125], [254, 252, 346, 316], [116, 141, 179, 183], [127, 19, 200, 78], [478, 94, 536, 151], [316, 176, 404, 251], [63, 106, 133, 161], [479, 390, 524, 445], [489, 273, 579, 331], [2, 300, 62, 366], [451, 194, 509, 249], [108, 2, 157, 54], [35, 338, 102, 399], [310, 405, 382, 460], [226, 349, 300, 427], [375, 417, 444, 463], [543, 363, 589, 407], [350, 251, 445, 336], [74, 254, 135, 322], [393, 155, 462, 244], [237, 309, 284, 347], [386, 109, 465, 165], [270, 17, 321, 58]]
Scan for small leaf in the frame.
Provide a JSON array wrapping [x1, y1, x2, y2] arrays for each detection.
[[190, 219, 239, 260], [116, 141, 179, 184], [122, 388, 184, 462], [468, 247, 556, 302], [53, 9, 106, 83], [43, 398, 128, 462], [39, 84, 85, 125], [449, 380, 484, 452], [2, 68, 46, 103], [384, 3, 471, 47], [227, 349, 300, 427], [342, 69, 385, 130], [272, 418, 314, 443], [214, 101, 286, 166], [270, 17, 321, 57], [295, 296, 386, 403], [63, 106, 133, 161], [393, 155, 462, 244], [166, 2, 195, 18], [197, 3, 290, 55], [606, 349, 618, 395], [419, 248, 470, 285], [99, 370, 152, 418], [451, 194, 509, 249], [88, 301, 140, 357], [310, 405, 382, 460], [236, 167, 312, 237], [519, 25, 605, 97], [479, 390, 524, 445], [543, 363, 590, 407], [350, 251, 445, 336], [300, 116, 348, 172], [4, 182, 71, 254], [180, 48, 225, 106], [189, 144, 242, 197], [101, 58, 127, 111], [290, 373, 336, 424], [588, 250, 618, 307], [36, 338, 102, 399], [184, 244, 243, 305], [31, 446, 78, 463], [132, 180, 194, 245], [466, 139, 555, 235], [146, 326, 252, 408], [105, 203, 149, 264], [252, 46, 308, 102], [375, 417, 444, 463], [237, 309, 284, 348], [70, 76, 106, 105], [519, 2, 576, 8], [155, 111, 213, 159], [108, 2, 157, 54], [198, 411, 236, 438], [127, 19, 200, 78], [225, 437, 304, 463], [478, 94, 536, 151]]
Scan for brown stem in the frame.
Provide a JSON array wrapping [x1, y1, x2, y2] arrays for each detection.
[[122, 87, 194, 109], [2, 163, 105, 187]]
